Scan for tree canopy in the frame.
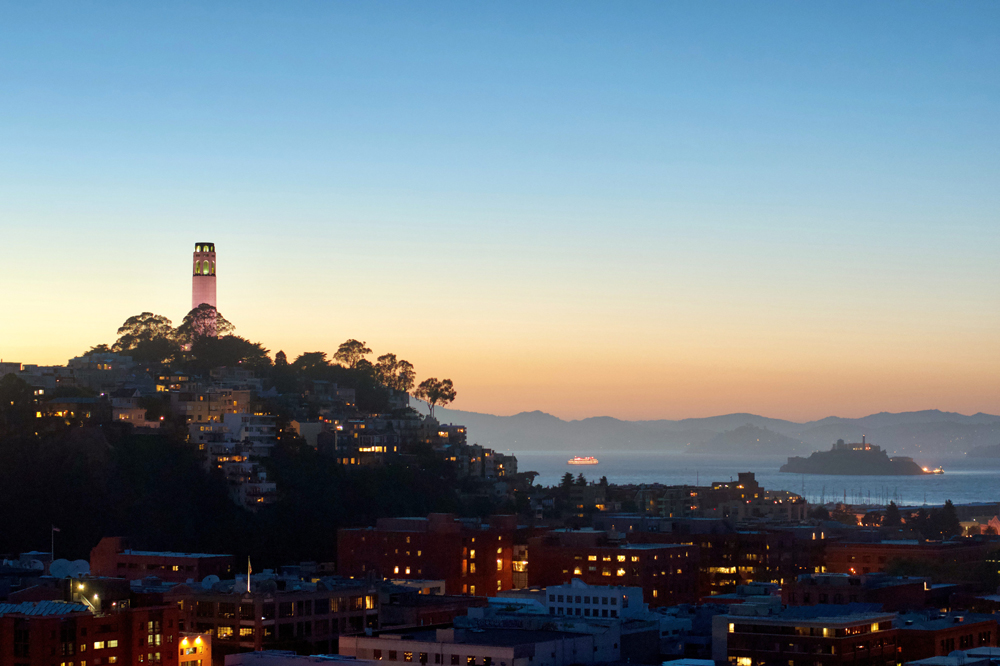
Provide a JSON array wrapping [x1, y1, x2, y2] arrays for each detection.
[[112, 312, 180, 364], [188, 335, 272, 374], [414, 378, 456, 419], [175, 305, 234, 345], [375, 354, 416, 393], [334, 339, 372, 369]]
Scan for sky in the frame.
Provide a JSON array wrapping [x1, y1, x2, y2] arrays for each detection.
[[1, 2, 998, 422]]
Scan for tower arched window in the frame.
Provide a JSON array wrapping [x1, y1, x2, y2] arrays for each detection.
[[211, 261, 216, 275], [196, 244, 202, 253], [203, 261, 211, 275], [195, 260, 201, 275]]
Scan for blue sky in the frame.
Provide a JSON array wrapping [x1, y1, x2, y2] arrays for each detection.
[[1, 2, 997, 419]]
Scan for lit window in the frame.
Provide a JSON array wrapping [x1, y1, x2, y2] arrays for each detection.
[[617, 555, 626, 562], [616, 568, 626, 577]]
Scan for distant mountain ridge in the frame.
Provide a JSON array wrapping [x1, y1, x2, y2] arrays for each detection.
[[411, 401, 1000, 457]]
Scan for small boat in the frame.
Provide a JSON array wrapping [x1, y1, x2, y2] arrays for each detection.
[[921, 466, 945, 475], [568, 456, 599, 465]]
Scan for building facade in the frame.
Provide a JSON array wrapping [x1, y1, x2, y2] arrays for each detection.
[[338, 515, 516, 597]]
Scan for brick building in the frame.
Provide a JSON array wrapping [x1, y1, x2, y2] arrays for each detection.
[[713, 604, 899, 666], [897, 613, 998, 663], [90, 537, 234, 583], [525, 530, 698, 607], [164, 576, 380, 658], [0, 600, 180, 666], [783, 573, 930, 612], [825, 540, 990, 575], [338, 514, 516, 597], [601, 519, 826, 596]]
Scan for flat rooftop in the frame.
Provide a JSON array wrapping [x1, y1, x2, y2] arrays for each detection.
[[122, 549, 230, 558], [374, 628, 584, 647]]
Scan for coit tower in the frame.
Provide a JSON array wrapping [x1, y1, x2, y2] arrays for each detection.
[[192, 242, 217, 311]]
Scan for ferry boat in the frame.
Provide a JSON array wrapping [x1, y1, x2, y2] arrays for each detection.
[[568, 456, 599, 465]]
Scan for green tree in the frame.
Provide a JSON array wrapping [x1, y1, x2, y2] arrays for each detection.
[[292, 352, 329, 377], [560, 472, 574, 492], [334, 339, 372, 369], [189, 335, 272, 373], [809, 506, 831, 520], [414, 378, 456, 419], [175, 305, 234, 345], [275, 350, 288, 367], [375, 354, 417, 393], [929, 500, 962, 539], [85, 344, 111, 355], [575, 473, 587, 486], [884, 501, 901, 527], [112, 312, 180, 364], [395, 360, 416, 393]]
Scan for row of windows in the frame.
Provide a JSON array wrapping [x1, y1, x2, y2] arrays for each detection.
[[193, 595, 374, 620], [193, 260, 216, 276], [57, 655, 123, 666], [549, 594, 618, 605], [373, 650, 505, 666], [551, 606, 618, 618]]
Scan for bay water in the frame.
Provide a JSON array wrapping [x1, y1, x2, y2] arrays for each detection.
[[510, 450, 1000, 508]]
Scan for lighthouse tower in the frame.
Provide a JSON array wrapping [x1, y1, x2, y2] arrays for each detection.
[[192, 242, 217, 311]]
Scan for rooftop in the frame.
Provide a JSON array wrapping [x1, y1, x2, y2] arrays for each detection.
[[0, 601, 90, 617], [122, 549, 230, 559], [373, 628, 584, 647], [898, 612, 997, 631]]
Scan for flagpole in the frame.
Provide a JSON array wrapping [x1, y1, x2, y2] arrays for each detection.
[[247, 556, 251, 594]]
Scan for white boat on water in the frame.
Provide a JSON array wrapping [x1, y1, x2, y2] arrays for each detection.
[[568, 456, 599, 465]]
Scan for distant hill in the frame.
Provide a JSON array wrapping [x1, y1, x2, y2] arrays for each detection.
[[967, 443, 1000, 458], [413, 401, 1000, 458], [696, 425, 807, 456]]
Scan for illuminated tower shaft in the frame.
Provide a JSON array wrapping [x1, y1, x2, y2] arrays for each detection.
[[192, 242, 217, 311]]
